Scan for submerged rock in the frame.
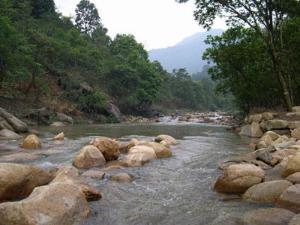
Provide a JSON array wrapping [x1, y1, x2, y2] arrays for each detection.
[[20, 134, 41, 149], [243, 180, 292, 204], [241, 208, 295, 225], [73, 145, 106, 169], [110, 173, 133, 182], [0, 163, 53, 201], [214, 164, 265, 194], [90, 137, 120, 161]]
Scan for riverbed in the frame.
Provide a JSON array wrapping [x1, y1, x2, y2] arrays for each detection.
[[0, 123, 260, 224]]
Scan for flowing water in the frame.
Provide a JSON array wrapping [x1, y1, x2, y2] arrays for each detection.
[[0, 122, 261, 225]]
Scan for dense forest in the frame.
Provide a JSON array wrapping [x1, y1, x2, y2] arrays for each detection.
[[178, 0, 300, 113], [0, 0, 229, 122]]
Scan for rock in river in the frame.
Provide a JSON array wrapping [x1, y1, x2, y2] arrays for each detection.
[[123, 145, 157, 167], [155, 134, 178, 145], [241, 208, 295, 225], [73, 145, 106, 169], [214, 163, 265, 194], [0, 129, 21, 140], [0, 182, 90, 225], [282, 154, 300, 177], [137, 141, 172, 158], [0, 163, 53, 201], [239, 122, 263, 138], [90, 137, 120, 161], [276, 184, 300, 213], [20, 134, 42, 149], [243, 180, 292, 204]]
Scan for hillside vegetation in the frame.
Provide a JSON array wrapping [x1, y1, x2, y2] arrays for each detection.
[[0, 0, 230, 122]]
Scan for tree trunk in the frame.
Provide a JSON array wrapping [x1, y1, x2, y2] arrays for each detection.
[[268, 40, 293, 112]]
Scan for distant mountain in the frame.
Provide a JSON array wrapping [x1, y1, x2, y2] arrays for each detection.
[[149, 29, 223, 74]]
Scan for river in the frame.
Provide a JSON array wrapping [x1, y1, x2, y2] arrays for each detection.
[[0, 122, 261, 225]]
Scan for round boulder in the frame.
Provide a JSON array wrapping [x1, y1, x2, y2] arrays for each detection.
[[124, 145, 157, 167], [155, 134, 177, 145], [214, 164, 265, 194], [73, 145, 106, 169], [20, 134, 41, 149], [0, 163, 54, 201], [90, 137, 120, 161], [243, 180, 292, 203], [137, 141, 172, 158], [0, 182, 89, 225], [282, 154, 300, 177], [287, 172, 300, 184]]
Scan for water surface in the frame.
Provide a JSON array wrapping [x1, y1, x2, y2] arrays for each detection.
[[0, 123, 259, 225]]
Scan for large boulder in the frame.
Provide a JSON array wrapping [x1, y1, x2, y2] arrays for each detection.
[[276, 184, 300, 213], [0, 182, 89, 225], [214, 164, 265, 194], [241, 208, 295, 225], [282, 154, 300, 177], [265, 120, 289, 131], [0, 129, 21, 140], [243, 180, 292, 203], [73, 145, 106, 169], [0, 107, 28, 133], [90, 137, 120, 161], [137, 142, 172, 158], [0, 163, 54, 201], [292, 128, 300, 140], [155, 134, 178, 145], [52, 166, 102, 202], [263, 131, 280, 141], [20, 134, 41, 149], [123, 145, 157, 167], [239, 122, 263, 138]]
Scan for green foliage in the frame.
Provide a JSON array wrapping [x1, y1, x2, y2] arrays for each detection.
[[106, 34, 163, 114], [75, 0, 101, 35], [178, 0, 300, 110]]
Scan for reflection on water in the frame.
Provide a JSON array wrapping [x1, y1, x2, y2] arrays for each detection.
[[0, 123, 259, 225]]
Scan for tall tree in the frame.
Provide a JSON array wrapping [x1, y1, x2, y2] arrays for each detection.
[[177, 0, 299, 111], [75, 0, 100, 35]]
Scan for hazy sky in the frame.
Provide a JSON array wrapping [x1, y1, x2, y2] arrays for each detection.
[[54, 0, 226, 50]]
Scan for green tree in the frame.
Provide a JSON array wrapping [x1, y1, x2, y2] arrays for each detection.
[[177, 0, 299, 111], [75, 0, 100, 35]]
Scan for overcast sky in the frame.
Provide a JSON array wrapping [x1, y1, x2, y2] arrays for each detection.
[[54, 0, 226, 50]]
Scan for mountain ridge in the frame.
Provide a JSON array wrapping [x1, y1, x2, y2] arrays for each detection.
[[149, 29, 223, 74]]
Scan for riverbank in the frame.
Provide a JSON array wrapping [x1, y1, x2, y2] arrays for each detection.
[[213, 107, 300, 224]]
